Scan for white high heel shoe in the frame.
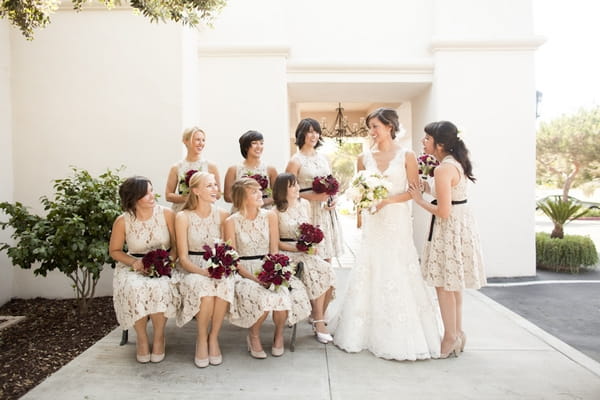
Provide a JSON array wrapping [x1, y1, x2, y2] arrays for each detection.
[[312, 320, 333, 344]]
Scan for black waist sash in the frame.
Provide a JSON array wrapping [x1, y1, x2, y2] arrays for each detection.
[[299, 188, 312, 193], [130, 248, 171, 258], [239, 255, 265, 260], [188, 251, 205, 256], [427, 200, 467, 241], [279, 238, 295, 242]]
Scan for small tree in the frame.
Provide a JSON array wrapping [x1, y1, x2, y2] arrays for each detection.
[[0, 167, 123, 315], [536, 106, 600, 199], [536, 197, 589, 239], [1, 0, 227, 40]]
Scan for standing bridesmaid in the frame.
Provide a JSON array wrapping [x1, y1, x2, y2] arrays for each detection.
[[173, 171, 232, 368], [165, 127, 221, 212], [223, 130, 278, 209], [285, 118, 343, 263], [409, 120, 486, 358]]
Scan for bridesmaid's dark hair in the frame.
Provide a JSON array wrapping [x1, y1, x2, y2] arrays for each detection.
[[273, 173, 298, 212], [295, 118, 323, 149], [239, 130, 264, 159], [119, 176, 152, 216], [366, 108, 399, 139], [424, 121, 476, 182]]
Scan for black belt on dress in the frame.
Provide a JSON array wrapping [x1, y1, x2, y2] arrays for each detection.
[[427, 200, 467, 241], [188, 251, 206, 256], [239, 255, 265, 260], [279, 238, 295, 242], [130, 248, 171, 258], [299, 188, 312, 193]]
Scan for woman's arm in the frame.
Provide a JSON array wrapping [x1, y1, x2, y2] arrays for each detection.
[[109, 216, 142, 271], [267, 211, 280, 254], [163, 208, 178, 262], [223, 166, 237, 203], [409, 163, 455, 218], [165, 164, 184, 204]]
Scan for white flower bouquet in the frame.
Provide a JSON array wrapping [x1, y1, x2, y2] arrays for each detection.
[[344, 171, 392, 214]]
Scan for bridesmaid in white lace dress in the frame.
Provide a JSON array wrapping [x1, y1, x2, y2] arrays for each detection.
[[173, 172, 231, 368], [165, 127, 221, 212], [225, 178, 311, 358], [272, 173, 336, 344], [332, 108, 441, 361], [223, 130, 278, 209], [409, 120, 486, 358], [109, 176, 178, 363], [286, 119, 343, 263]]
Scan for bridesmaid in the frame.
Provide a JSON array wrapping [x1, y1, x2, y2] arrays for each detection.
[[165, 127, 221, 212], [223, 130, 278, 209], [109, 176, 178, 363], [272, 173, 336, 344], [409, 121, 486, 358], [286, 118, 343, 263], [173, 171, 231, 368], [225, 178, 311, 358]]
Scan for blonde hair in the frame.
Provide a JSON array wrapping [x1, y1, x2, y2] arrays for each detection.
[[231, 178, 261, 211], [182, 171, 214, 211], [182, 126, 205, 142]]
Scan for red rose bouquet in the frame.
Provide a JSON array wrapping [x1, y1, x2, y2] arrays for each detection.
[[141, 249, 174, 278], [178, 169, 198, 195], [244, 172, 272, 197], [256, 253, 294, 291], [312, 174, 340, 196], [202, 241, 239, 279], [417, 154, 439, 180], [296, 223, 324, 254]]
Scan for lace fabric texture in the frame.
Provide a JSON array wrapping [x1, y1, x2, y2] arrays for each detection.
[[291, 152, 343, 259], [227, 210, 311, 328], [172, 158, 209, 212], [331, 148, 442, 360], [422, 156, 487, 290], [275, 199, 336, 300], [112, 205, 178, 330], [171, 207, 234, 327]]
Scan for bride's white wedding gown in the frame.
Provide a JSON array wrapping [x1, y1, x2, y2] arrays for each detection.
[[332, 147, 442, 360]]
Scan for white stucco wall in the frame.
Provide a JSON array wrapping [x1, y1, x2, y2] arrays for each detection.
[[0, 20, 14, 304]]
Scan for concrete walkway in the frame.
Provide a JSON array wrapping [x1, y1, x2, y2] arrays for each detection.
[[20, 214, 600, 399]]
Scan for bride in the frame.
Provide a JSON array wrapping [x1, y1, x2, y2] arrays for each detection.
[[332, 108, 442, 361]]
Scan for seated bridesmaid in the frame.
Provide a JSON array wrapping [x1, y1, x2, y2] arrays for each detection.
[[173, 172, 231, 368], [109, 176, 178, 364], [272, 173, 336, 344], [224, 178, 311, 358]]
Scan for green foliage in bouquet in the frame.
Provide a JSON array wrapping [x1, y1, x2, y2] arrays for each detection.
[[536, 197, 589, 239], [0, 167, 123, 315], [536, 232, 598, 273]]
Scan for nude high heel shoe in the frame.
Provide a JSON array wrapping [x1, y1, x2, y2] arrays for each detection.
[[460, 332, 467, 352], [246, 335, 267, 359], [439, 337, 462, 359]]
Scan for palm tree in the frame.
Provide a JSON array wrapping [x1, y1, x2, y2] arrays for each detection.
[[537, 197, 589, 238]]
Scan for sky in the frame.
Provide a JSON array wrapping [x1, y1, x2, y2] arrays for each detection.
[[533, 0, 600, 122]]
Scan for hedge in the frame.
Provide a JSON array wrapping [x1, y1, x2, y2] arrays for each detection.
[[536, 232, 599, 273]]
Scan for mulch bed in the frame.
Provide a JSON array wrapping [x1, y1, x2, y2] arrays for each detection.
[[0, 296, 117, 400]]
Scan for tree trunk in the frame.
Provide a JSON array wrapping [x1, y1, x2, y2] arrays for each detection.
[[562, 163, 580, 200], [550, 223, 564, 239]]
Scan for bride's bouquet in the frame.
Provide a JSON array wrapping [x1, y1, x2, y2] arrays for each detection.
[[417, 154, 439, 180], [255, 253, 294, 291], [344, 171, 392, 214], [202, 240, 240, 279]]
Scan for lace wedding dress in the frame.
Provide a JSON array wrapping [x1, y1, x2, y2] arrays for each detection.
[[171, 206, 235, 327], [112, 205, 178, 330], [332, 147, 442, 360], [275, 198, 336, 300], [228, 209, 311, 328]]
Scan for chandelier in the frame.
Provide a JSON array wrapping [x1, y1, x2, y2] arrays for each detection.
[[320, 103, 369, 144]]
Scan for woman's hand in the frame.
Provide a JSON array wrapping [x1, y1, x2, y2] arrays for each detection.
[[407, 183, 424, 203], [323, 196, 337, 210], [131, 259, 144, 272]]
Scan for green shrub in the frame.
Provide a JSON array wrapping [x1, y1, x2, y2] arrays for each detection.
[[536, 232, 599, 273]]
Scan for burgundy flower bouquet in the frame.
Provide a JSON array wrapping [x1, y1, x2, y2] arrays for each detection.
[[141, 249, 174, 278], [255, 253, 294, 291], [178, 169, 198, 195], [296, 223, 324, 254], [417, 154, 439, 180], [312, 174, 340, 196], [244, 172, 272, 197], [202, 241, 239, 279]]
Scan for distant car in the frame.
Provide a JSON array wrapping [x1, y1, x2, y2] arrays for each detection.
[[536, 195, 600, 210]]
